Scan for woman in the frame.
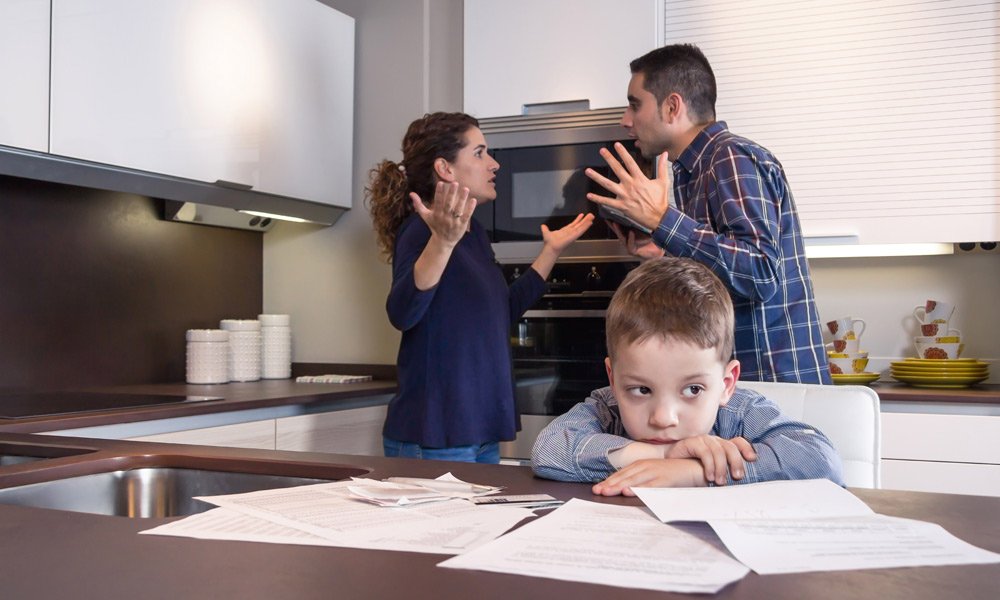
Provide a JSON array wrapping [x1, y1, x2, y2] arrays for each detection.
[[366, 112, 594, 463]]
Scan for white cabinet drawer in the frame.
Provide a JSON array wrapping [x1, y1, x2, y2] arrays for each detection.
[[881, 412, 1000, 464], [881, 459, 1000, 497], [129, 419, 276, 450], [276, 405, 387, 456]]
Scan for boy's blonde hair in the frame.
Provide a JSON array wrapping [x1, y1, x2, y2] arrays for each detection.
[[606, 258, 735, 362]]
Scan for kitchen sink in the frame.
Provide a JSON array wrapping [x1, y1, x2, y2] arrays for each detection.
[[0, 457, 371, 518], [0, 441, 98, 467]]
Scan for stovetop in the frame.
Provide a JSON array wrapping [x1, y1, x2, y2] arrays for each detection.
[[0, 392, 223, 419]]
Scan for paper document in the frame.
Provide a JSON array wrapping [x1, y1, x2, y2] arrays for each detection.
[[439, 498, 749, 594], [142, 479, 531, 555], [634, 479, 1000, 574]]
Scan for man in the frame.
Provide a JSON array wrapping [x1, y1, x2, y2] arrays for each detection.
[[586, 44, 830, 384]]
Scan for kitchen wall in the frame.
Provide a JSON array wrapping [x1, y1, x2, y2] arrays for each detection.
[[0, 175, 262, 390], [264, 1, 999, 381], [263, 0, 463, 366]]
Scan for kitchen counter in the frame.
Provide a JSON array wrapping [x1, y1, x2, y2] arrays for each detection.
[[0, 376, 398, 434], [0, 432, 997, 599]]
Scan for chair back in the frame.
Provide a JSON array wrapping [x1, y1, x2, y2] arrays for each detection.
[[739, 381, 881, 488]]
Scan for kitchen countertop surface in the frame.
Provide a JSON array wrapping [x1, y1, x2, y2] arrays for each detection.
[[0, 432, 997, 600], [0, 377, 399, 434]]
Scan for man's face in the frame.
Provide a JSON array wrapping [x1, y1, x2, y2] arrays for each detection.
[[621, 72, 672, 159], [443, 127, 500, 204], [606, 335, 738, 445]]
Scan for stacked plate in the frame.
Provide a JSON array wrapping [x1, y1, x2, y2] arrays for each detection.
[[831, 372, 880, 386], [890, 358, 990, 389]]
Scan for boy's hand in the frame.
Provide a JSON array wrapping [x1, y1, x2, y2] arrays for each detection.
[[665, 436, 757, 486], [592, 458, 704, 496]]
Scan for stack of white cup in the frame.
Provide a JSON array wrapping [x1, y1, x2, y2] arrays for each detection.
[[185, 329, 230, 384], [220, 319, 261, 382], [259, 314, 292, 379]]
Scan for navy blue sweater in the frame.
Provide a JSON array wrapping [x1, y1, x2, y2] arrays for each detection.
[[383, 214, 546, 448]]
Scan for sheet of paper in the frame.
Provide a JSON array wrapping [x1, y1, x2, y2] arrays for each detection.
[[632, 478, 873, 522], [142, 479, 533, 554], [439, 498, 749, 594], [709, 514, 1000, 574]]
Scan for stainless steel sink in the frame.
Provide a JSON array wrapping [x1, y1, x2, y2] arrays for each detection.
[[0, 458, 370, 518], [0, 441, 98, 467]]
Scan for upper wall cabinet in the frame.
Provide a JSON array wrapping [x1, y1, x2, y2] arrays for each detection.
[[0, 0, 50, 152], [463, 0, 661, 119], [49, 0, 354, 209]]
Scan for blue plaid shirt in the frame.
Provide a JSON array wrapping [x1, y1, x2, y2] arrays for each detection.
[[652, 122, 830, 384], [531, 386, 845, 486]]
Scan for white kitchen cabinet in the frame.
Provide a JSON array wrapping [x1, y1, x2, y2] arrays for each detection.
[[0, 0, 50, 152], [49, 0, 354, 208], [880, 411, 1000, 497], [276, 405, 387, 456], [128, 419, 276, 450], [463, 0, 661, 118]]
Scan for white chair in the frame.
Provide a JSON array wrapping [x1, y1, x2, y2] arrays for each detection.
[[738, 381, 882, 489]]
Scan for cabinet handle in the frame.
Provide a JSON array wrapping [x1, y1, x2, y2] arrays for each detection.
[[215, 179, 254, 191], [521, 99, 590, 115]]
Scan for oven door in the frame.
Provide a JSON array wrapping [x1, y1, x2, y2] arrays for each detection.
[[484, 140, 647, 242], [501, 305, 609, 460]]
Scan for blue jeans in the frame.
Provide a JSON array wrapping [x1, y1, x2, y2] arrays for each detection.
[[383, 437, 500, 464]]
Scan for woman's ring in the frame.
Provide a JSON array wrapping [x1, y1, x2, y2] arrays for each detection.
[[452, 211, 461, 218]]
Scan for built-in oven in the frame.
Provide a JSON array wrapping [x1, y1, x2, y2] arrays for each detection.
[[500, 260, 638, 460], [474, 106, 652, 264]]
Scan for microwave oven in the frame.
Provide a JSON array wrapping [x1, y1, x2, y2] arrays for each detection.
[[473, 107, 653, 263]]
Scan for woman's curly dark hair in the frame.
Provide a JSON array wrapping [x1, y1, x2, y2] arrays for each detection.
[[365, 112, 479, 261]]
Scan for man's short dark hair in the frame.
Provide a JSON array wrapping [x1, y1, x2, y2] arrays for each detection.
[[630, 44, 717, 124]]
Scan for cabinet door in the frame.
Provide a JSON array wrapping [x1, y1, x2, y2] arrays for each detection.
[[50, 0, 353, 207], [464, 0, 660, 118], [276, 405, 388, 456], [881, 459, 1000, 497], [256, 1, 354, 208], [129, 419, 276, 450], [0, 0, 50, 152]]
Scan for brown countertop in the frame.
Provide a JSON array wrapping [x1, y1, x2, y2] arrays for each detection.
[[870, 382, 1000, 404], [0, 432, 997, 600], [0, 378, 398, 434]]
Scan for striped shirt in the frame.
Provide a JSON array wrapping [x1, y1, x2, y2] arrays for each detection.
[[652, 121, 830, 384], [531, 386, 845, 486]]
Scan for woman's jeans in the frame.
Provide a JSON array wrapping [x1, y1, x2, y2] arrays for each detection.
[[383, 437, 500, 464]]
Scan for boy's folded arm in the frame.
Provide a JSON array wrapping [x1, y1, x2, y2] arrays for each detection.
[[530, 400, 633, 482], [740, 425, 846, 486]]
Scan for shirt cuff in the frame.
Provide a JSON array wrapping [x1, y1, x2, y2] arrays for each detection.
[[651, 207, 698, 257]]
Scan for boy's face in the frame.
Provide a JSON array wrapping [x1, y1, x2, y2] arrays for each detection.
[[605, 335, 740, 444]]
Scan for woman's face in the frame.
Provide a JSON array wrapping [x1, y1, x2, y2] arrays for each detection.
[[443, 127, 500, 204]]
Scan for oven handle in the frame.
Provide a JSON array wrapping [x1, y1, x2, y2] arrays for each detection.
[[522, 310, 607, 318]]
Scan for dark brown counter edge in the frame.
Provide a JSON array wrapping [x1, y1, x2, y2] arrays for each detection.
[[870, 382, 1000, 404], [0, 363, 398, 434]]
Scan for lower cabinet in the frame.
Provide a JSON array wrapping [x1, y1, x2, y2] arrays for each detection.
[[128, 419, 276, 450], [276, 405, 387, 457], [880, 411, 1000, 497]]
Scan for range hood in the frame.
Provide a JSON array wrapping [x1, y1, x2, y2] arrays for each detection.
[[0, 145, 347, 231]]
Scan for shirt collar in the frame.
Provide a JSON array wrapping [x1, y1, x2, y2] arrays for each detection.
[[674, 121, 729, 173]]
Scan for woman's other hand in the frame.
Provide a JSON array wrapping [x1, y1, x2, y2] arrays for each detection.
[[541, 213, 596, 254]]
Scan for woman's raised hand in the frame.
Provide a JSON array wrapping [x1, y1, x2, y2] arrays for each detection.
[[410, 182, 477, 247], [540, 213, 596, 254]]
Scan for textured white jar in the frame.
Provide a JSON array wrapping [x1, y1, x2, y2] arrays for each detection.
[[186, 329, 230, 384], [259, 314, 292, 379], [219, 319, 261, 382]]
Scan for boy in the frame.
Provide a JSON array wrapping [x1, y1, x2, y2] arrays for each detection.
[[531, 258, 844, 496]]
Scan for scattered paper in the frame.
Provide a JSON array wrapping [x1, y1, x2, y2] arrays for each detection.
[[142, 479, 531, 555], [439, 498, 749, 594], [633, 479, 1000, 574]]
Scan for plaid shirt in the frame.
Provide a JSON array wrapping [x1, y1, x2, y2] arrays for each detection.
[[651, 122, 830, 384]]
